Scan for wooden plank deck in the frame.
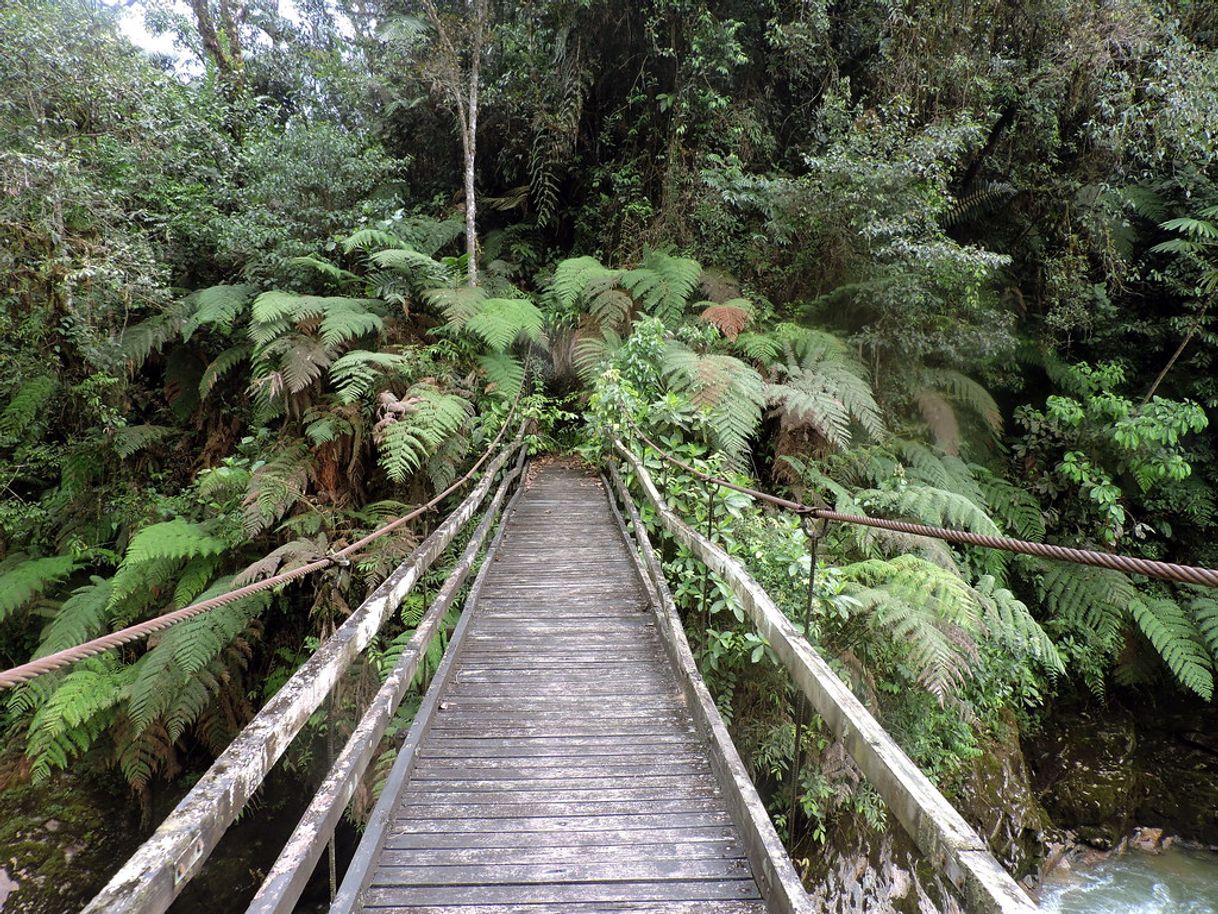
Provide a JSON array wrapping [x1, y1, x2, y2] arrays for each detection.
[[335, 461, 778, 914]]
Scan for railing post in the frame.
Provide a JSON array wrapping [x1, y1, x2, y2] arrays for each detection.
[[699, 479, 718, 642], [786, 515, 821, 849]]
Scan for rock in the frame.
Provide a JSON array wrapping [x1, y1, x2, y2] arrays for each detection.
[[953, 711, 1057, 881], [0, 869, 18, 908], [40, 822, 58, 835], [1027, 707, 1141, 850], [1131, 826, 1164, 852]]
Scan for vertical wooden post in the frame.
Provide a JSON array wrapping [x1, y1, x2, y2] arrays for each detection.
[[786, 517, 821, 848]]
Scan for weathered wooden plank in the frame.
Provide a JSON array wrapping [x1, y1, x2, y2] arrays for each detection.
[[362, 902, 768, 914], [394, 798, 727, 818], [408, 774, 717, 791], [363, 880, 762, 906], [330, 463, 773, 913], [370, 858, 754, 886], [376, 842, 744, 866], [615, 445, 1038, 914], [381, 826, 744, 851], [389, 812, 735, 835]]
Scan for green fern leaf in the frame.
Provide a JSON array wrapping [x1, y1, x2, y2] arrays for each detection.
[[1131, 596, 1214, 700], [662, 344, 763, 466], [112, 424, 174, 459], [376, 386, 472, 483], [462, 298, 544, 351], [0, 376, 58, 444], [199, 343, 251, 398], [35, 578, 113, 659], [0, 555, 81, 623], [478, 352, 525, 399], [181, 284, 255, 340]]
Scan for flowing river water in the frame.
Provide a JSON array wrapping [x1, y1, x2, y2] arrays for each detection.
[[1039, 845, 1218, 914]]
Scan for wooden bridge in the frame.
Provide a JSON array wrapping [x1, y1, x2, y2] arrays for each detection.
[[83, 438, 1038, 914]]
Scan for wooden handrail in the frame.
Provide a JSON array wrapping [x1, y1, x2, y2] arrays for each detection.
[[615, 442, 1038, 914], [83, 434, 526, 914]]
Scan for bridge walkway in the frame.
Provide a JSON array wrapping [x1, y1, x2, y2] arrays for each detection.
[[334, 461, 782, 913]]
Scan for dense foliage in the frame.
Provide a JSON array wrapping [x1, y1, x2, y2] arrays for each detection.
[[2, 0, 1217, 863]]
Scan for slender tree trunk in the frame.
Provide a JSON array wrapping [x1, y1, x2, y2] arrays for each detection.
[[1142, 302, 1209, 404], [462, 0, 486, 287]]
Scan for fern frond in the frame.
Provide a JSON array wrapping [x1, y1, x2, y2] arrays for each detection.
[[972, 575, 1064, 673], [551, 256, 618, 308], [243, 446, 311, 536], [35, 578, 113, 659], [662, 344, 763, 465], [461, 298, 544, 351], [699, 299, 754, 340], [376, 387, 472, 484], [369, 247, 451, 288], [1034, 560, 1131, 656], [26, 658, 129, 783], [424, 286, 486, 326], [286, 255, 361, 285], [1131, 595, 1214, 700], [329, 351, 410, 403], [478, 352, 526, 399], [342, 228, 410, 253], [0, 376, 58, 443], [181, 284, 254, 340], [112, 424, 174, 459], [921, 368, 1002, 434], [621, 251, 701, 324], [863, 484, 999, 536], [0, 555, 81, 622], [977, 470, 1046, 540], [1192, 593, 1218, 660], [733, 332, 782, 364], [199, 343, 251, 398]]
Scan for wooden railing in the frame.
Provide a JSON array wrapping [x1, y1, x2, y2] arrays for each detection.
[[84, 434, 526, 914], [614, 442, 1038, 914]]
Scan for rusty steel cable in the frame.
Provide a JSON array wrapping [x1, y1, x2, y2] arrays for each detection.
[[624, 422, 1218, 590], [0, 389, 528, 690]]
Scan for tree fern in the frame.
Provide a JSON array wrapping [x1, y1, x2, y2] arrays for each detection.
[[112, 424, 174, 459], [551, 255, 620, 309], [286, 255, 361, 286], [860, 483, 1000, 537], [699, 299, 755, 340], [329, 351, 410, 403], [107, 519, 227, 613], [1034, 560, 1132, 659], [35, 578, 114, 659], [840, 556, 982, 703], [661, 344, 763, 465], [478, 351, 526, 398], [1131, 595, 1214, 700], [972, 575, 1064, 673], [976, 469, 1046, 540], [376, 386, 472, 483], [369, 247, 452, 289], [0, 554, 81, 622], [460, 298, 544, 351], [1192, 593, 1218, 660], [342, 227, 410, 253], [243, 446, 311, 536], [199, 343, 251, 398], [424, 285, 485, 325], [919, 368, 1002, 435], [25, 657, 132, 783], [0, 375, 58, 444], [126, 579, 269, 738], [180, 284, 254, 340], [621, 251, 702, 324]]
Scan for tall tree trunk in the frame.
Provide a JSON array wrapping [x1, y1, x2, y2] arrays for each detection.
[[462, 0, 486, 287]]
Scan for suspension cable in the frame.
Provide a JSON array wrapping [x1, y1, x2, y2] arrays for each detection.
[[623, 420, 1218, 590], [0, 385, 529, 690]]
